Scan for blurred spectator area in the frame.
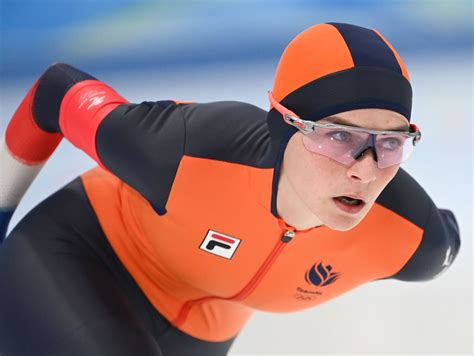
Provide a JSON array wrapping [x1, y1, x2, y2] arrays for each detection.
[[1, 0, 472, 79]]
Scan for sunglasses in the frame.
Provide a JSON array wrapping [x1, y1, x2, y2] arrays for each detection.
[[268, 91, 421, 169]]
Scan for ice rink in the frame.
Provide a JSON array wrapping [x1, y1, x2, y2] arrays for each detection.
[[1, 52, 472, 355]]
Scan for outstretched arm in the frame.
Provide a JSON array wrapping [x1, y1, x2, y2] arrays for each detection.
[[376, 168, 461, 281], [1, 63, 187, 241]]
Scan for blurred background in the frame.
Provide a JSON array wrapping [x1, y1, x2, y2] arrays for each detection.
[[1, 0, 472, 355]]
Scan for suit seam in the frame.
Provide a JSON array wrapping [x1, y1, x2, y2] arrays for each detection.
[[386, 201, 434, 281], [176, 103, 187, 156]]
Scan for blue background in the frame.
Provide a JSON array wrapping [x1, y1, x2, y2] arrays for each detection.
[[1, 0, 472, 78]]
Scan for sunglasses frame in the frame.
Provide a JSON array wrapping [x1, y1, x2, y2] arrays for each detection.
[[268, 91, 422, 145]]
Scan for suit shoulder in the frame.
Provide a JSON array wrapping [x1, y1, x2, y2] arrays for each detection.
[[179, 101, 273, 167], [376, 168, 461, 281], [376, 168, 432, 229]]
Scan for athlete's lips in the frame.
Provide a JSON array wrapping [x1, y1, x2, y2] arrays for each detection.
[[337, 194, 366, 203], [332, 195, 366, 214]]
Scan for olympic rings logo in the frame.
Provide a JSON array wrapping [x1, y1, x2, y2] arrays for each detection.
[[294, 293, 318, 302]]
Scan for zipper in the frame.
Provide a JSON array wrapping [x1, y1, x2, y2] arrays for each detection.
[[232, 227, 294, 301], [281, 230, 296, 242], [172, 217, 298, 327]]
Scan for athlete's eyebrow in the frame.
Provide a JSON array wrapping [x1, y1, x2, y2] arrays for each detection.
[[322, 115, 410, 131]]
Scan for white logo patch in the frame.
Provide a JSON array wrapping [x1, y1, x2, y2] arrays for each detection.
[[433, 246, 454, 279], [87, 95, 105, 110], [200, 230, 241, 259], [78, 90, 107, 110]]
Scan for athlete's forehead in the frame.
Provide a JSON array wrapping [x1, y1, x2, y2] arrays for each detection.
[[318, 109, 410, 131]]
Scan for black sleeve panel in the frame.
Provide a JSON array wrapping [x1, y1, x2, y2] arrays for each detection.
[[95, 101, 185, 216], [33, 63, 96, 133], [375, 168, 461, 281], [90, 100, 272, 217], [179, 101, 275, 168]]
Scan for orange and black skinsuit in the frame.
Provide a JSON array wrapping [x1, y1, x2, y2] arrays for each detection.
[[0, 23, 461, 356]]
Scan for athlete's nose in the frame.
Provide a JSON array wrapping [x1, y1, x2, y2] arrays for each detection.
[[346, 149, 378, 183]]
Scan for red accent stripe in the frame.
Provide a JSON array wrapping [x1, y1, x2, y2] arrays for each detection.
[[173, 100, 194, 105], [58, 80, 128, 170], [5, 80, 62, 165], [232, 240, 286, 301], [211, 233, 235, 244], [172, 239, 288, 327]]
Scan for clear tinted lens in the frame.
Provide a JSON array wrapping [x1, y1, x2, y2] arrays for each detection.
[[302, 127, 415, 168], [302, 127, 369, 166], [375, 134, 414, 168]]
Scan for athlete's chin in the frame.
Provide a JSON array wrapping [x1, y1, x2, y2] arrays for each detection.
[[321, 206, 372, 231], [326, 219, 362, 231]]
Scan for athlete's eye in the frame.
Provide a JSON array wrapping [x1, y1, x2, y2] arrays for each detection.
[[380, 137, 403, 150], [328, 131, 352, 142]]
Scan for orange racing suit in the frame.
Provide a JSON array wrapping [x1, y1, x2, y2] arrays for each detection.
[[5, 63, 461, 343]]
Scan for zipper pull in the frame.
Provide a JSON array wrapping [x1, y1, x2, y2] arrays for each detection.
[[281, 230, 295, 243]]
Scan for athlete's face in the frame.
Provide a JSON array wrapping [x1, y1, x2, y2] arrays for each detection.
[[277, 108, 410, 231]]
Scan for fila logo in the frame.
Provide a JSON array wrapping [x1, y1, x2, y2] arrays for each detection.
[[200, 230, 241, 259]]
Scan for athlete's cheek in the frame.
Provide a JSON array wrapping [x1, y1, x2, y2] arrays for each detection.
[[379, 165, 400, 185], [371, 165, 400, 198]]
